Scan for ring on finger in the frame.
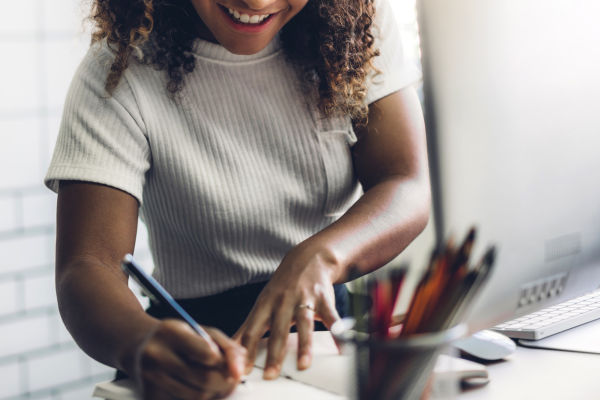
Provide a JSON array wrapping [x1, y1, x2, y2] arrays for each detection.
[[298, 304, 316, 312]]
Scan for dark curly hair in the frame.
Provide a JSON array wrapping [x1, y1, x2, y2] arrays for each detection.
[[90, 0, 380, 118]]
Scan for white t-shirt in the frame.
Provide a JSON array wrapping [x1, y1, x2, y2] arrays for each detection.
[[45, 0, 422, 298]]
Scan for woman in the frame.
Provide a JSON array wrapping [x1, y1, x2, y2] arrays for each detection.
[[45, 0, 429, 398]]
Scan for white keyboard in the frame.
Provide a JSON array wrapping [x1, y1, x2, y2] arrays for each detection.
[[491, 289, 600, 340]]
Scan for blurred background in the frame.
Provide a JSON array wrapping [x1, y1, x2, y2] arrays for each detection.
[[0, 0, 428, 398]]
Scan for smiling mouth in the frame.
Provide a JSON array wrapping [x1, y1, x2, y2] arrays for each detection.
[[219, 4, 275, 25]]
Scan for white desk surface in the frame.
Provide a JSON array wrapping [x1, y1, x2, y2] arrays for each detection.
[[256, 332, 600, 400], [458, 346, 600, 400], [94, 333, 600, 400]]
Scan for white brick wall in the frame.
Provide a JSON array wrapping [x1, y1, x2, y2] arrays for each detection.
[[0, 316, 52, 358], [24, 273, 56, 310], [22, 193, 57, 229], [0, 120, 44, 190], [0, 363, 21, 398], [0, 235, 52, 275], [28, 349, 86, 391], [0, 281, 18, 316], [0, 198, 18, 232]]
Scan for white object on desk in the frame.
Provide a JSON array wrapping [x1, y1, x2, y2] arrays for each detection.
[[92, 365, 344, 400], [253, 331, 351, 396], [93, 379, 138, 400], [518, 316, 600, 354], [457, 346, 600, 400], [453, 330, 516, 361], [492, 289, 600, 340]]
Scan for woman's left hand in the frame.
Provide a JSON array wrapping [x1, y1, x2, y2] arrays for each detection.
[[233, 242, 341, 380]]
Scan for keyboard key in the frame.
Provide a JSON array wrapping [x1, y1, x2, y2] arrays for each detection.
[[526, 317, 547, 323], [506, 323, 528, 329], [553, 315, 571, 321], [561, 312, 582, 317], [510, 318, 529, 323], [523, 324, 544, 329]]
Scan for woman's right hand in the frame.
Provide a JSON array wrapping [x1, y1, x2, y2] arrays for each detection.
[[127, 319, 247, 400]]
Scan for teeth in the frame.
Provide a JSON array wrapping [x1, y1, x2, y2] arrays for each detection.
[[227, 7, 271, 24]]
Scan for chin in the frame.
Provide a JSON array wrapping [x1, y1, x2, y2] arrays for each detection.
[[217, 36, 273, 56]]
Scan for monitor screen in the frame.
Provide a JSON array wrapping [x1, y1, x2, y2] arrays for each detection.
[[418, 0, 600, 331]]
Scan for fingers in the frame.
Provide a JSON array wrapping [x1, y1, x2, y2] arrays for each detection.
[[295, 306, 314, 370], [236, 308, 271, 375], [140, 352, 231, 400], [264, 305, 295, 379], [316, 292, 341, 330], [137, 320, 243, 399], [205, 327, 247, 381], [165, 321, 222, 367]]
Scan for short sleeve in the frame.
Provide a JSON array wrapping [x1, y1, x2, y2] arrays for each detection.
[[44, 45, 151, 205], [365, 0, 423, 105]]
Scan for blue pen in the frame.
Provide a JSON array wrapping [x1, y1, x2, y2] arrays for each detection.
[[121, 254, 219, 350]]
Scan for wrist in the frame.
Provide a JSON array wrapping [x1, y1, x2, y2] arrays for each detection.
[[115, 314, 161, 377], [295, 239, 346, 284]]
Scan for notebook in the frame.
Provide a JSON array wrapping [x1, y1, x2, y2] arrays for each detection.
[[93, 365, 344, 400]]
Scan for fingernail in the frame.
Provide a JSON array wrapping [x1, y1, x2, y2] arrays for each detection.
[[245, 365, 254, 375], [299, 355, 311, 370], [263, 367, 278, 380]]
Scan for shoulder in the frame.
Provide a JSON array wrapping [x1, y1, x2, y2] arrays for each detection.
[[371, 0, 396, 39], [364, 0, 422, 105], [74, 40, 157, 97]]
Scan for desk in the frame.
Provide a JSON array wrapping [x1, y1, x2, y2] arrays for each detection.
[[94, 334, 600, 399], [458, 346, 600, 400]]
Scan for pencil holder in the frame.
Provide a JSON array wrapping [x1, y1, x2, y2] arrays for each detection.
[[331, 318, 466, 400]]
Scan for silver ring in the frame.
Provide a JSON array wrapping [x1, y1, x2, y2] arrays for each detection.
[[298, 304, 316, 312]]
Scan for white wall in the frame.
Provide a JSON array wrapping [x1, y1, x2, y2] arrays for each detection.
[[0, 1, 153, 398], [0, 0, 423, 398]]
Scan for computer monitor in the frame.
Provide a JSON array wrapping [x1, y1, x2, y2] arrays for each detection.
[[417, 0, 600, 332]]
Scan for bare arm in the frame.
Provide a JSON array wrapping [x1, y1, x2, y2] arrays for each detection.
[[317, 85, 430, 280], [56, 181, 150, 370], [236, 86, 430, 378], [56, 181, 245, 400]]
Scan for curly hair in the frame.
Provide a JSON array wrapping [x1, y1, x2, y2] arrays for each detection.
[[89, 0, 380, 119]]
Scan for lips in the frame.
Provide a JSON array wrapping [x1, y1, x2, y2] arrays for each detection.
[[227, 7, 271, 24], [218, 4, 279, 33]]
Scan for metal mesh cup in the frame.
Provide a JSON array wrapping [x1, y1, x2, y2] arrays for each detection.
[[331, 318, 466, 400]]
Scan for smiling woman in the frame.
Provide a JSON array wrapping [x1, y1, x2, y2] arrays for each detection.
[[45, 0, 427, 399], [92, 0, 379, 118]]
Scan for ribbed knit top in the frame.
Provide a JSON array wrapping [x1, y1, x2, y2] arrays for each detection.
[[45, 0, 422, 298]]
